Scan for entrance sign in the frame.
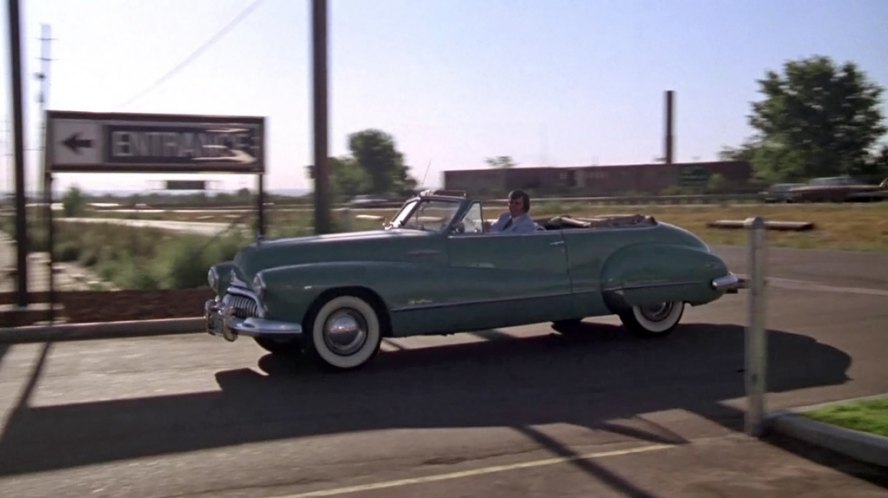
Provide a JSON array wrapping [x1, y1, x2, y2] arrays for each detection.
[[46, 111, 264, 173]]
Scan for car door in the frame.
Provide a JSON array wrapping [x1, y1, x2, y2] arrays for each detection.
[[443, 210, 573, 331]]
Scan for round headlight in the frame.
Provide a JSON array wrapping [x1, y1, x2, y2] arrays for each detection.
[[208, 267, 219, 289]]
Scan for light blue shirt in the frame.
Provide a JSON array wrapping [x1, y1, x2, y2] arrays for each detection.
[[489, 212, 538, 234]]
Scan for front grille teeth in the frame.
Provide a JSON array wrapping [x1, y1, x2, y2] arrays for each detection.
[[226, 287, 261, 318]]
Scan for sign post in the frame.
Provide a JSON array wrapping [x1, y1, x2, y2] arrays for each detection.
[[43, 111, 266, 321]]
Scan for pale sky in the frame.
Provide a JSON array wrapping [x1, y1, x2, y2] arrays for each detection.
[[1, 0, 887, 194]]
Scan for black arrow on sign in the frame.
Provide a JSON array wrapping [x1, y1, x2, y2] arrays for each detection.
[[63, 133, 93, 154]]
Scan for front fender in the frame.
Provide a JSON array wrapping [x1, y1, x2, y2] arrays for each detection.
[[600, 243, 728, 311], [256, 261, 450, 324]]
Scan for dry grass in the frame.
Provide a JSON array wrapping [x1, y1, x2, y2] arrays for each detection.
[[533, 202, 888, 252], [78, 202, 888, 253], [267, 202, 888, 252]]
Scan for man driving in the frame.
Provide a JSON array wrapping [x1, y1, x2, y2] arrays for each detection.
[[488, 189, 537, 234]]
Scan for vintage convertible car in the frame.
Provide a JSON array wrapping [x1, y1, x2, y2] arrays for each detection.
[[205, 189, 744, 370]]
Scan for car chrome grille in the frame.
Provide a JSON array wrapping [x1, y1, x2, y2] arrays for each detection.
[[226, 288, 260, 319]]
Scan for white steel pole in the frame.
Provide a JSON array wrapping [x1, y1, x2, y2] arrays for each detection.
[[744, 216, 768, 436]]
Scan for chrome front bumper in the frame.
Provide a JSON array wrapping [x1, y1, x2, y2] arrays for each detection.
[[205, 298, 303, 342], [711, 273, 747, 293]]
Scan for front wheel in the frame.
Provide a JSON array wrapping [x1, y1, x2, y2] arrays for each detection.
[[619, 301, 684, 337], [306, 295, 382, 371]]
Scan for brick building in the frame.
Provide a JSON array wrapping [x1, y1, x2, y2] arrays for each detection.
[[443, 161, 752, 197]]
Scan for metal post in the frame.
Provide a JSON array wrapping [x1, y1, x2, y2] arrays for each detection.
[[664, 90, 674, 166], [341, 207, 351, 232], [38, 24, 54, 323], [256, 173, 265, 239], [744, 216, 768, 436], [311, 0, 331, 234], [45, 172, 54, 323], [8, 0, 28, 306]]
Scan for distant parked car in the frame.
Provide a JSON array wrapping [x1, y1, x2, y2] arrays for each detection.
[[760, 183, 805, 203], [788, 176, 886, 203], [348, 195, 393, 208], [205, 189, 744, 371]]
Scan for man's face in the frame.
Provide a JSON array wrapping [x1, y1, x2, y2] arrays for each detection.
[[508, 197, 524, 217]]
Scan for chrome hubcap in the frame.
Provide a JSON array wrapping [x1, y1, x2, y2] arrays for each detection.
[[639, 302, 674, 322], [323, 309, 368, 355]]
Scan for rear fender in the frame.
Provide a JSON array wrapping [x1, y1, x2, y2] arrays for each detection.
[[600, 244, 728, 312]]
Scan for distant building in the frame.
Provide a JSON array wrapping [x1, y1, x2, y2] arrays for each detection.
[[443, 161, 753, 197]]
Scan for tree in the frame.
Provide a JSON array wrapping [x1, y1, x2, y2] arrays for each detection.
[[62, 185, 86, 217], [747, 56, 886, 182], [348, 129, 416, 196], [866, 144, 888, 180], [705, 173, 729, 193], [329, 157, 370, 199], [717, 143, 757, 163], [485, 156, 516, 168]]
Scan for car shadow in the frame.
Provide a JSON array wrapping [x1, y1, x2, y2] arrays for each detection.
[[0, 323, 854, 483]]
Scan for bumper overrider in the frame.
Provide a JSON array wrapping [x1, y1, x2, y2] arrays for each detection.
[[205, 292, 302, 342]]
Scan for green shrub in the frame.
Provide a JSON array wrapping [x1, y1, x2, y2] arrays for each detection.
[[55, 241, 80, 262], [62, 186, 87, 217], [150, 232, 249, 289]]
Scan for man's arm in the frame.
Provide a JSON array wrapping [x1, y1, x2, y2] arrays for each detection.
[[488, 213, 509, 232]]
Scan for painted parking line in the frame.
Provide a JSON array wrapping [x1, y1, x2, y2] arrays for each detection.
[[271, 443, 674, 498], [767, 277, 888, 297]]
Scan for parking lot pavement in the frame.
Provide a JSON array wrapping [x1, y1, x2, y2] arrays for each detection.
[[0, 319, 886, 497]]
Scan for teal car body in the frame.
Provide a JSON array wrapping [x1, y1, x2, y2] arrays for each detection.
[[205, 190, 743, 370]]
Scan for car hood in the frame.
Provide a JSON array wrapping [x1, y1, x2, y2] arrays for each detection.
[[233, 229, 437, 280]]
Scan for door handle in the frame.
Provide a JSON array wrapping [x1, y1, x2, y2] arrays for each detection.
[[549, 240, 565, 246]]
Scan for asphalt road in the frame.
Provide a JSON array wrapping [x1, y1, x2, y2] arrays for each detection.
[[0, 248, 886, 497]]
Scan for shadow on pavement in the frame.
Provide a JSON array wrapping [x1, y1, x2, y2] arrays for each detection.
[[0, 322, 859, 493]]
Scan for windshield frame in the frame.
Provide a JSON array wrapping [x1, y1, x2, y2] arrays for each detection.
[[387, 196, 467, 232]]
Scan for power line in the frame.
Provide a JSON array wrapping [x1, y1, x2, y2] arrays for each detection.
[[116, 0, 265, 110]]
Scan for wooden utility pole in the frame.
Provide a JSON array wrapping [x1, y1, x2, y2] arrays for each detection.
[[7, 0, 28, 306], [311, 0, 331, 234]]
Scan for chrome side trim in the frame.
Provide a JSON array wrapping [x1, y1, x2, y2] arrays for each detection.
[[390, 292, 572, 313], [407, 250, 441, 257], [602, 280, 701, 293]]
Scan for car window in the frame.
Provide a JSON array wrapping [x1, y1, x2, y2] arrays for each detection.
[[451, 202, 483, 235]]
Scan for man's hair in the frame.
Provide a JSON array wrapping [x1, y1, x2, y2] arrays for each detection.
[[509, 189, 530, 213]]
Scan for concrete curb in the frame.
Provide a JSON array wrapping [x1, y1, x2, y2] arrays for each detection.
[[767, 395, 888, 468], [0, 317, 204, 343]]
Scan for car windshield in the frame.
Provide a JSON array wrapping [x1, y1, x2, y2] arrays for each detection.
[[388, 198, 462, 232]]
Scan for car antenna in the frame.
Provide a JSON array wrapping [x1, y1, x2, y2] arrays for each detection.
[[420, 160, 432, 190]]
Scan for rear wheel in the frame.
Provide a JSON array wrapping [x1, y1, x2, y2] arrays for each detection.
[[306, 295, 382, 371], [619, 301, 684, 337]]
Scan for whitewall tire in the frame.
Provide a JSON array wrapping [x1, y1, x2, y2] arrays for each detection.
[[308, 295, 382, 370], [619, 301, 684, 337]]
